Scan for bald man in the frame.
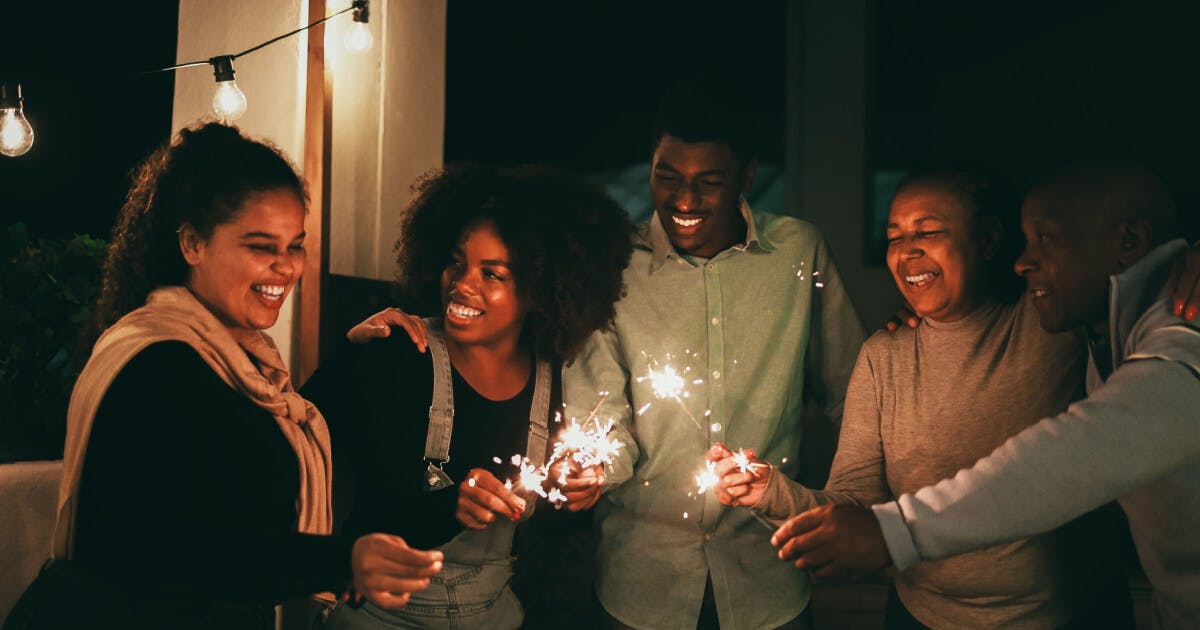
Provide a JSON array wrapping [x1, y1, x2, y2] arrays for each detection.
[[772, 161, 1200, 628]]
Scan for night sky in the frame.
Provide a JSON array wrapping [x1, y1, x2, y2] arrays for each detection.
[[1, 1, 1196, 243]]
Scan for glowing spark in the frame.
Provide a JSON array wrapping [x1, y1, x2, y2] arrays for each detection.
[[493, 456, 503, 464], [815, 282, 824, 288], [647, 365, 686, 399], [467, 477, 476, 487], [695, 461, 720, 495], [732, 450, 767, 475], [683, 512, 689, 519], [643, 361, 703, 431]]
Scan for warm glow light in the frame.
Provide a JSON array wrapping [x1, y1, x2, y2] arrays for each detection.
[[344, 21, 373, 53], [212, 80, 247, 122], [0, 108, 34, 157], [0, 83, 33, 157]]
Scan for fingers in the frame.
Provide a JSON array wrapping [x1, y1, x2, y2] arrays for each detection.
[[1170, 252, 1200, 320], [365, 590, 412, 611], [564, 484, 603, 511], [706, 442, 734, 462], [771, 505, 827, 548], [352, 533, 443, 609], [457, 470, 525, 526], [379, 308, 428, 352]]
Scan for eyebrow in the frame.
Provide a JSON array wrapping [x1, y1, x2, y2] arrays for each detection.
[[886, 216, 945, 229], [240, 231, 306, 240], [653, 162, 727, 178]]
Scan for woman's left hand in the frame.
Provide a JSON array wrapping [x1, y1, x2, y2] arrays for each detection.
[[456, 468, 526, 529]]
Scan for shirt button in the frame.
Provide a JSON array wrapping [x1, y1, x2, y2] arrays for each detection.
[[706, 263, 715, 270], [704, 533, 713, 541], [711, 317, 720, 326], [710, 422, 722, 433], [712, 370, 721, 380]]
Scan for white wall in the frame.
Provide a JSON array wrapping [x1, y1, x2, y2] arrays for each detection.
[[327, 0, 446, 281], [173, 0, 309, 366]]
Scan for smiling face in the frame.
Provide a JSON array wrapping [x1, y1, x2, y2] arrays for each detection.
[[1015, 194, 1117, 334], [181, 189, 306, 336], [440, 220, 528, 349], [886, 180, 989, 323], [650, 134, 754, 258]]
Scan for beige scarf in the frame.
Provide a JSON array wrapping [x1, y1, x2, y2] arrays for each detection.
[[51, 286, 332, 560]]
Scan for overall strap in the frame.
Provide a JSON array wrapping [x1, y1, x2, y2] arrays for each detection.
[[524, 359, 553, 465], [424, 320, 454, 463]]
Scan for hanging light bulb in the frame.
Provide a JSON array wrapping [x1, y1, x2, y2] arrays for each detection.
[[0, 82, 34, 157], [209, 56, 247, 122], [344, 0, 373, 53]]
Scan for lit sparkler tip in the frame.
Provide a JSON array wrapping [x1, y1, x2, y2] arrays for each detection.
[[695, 460, 720, 495], [493, 456, 503, 464], [732, 449, 767, 475]]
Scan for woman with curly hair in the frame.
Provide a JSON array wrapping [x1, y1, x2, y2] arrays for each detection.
[[302, 163, 634, 630], [5, 123, 442, 630]]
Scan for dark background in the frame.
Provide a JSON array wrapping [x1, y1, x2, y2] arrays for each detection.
[[1, 1, 1195, 243]]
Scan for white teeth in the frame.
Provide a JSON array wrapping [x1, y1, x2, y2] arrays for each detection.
[[447, 302, 482, 319], [905, 272, 936, 285], [253, 284, 286, 300], [672, 215, 702, 227]]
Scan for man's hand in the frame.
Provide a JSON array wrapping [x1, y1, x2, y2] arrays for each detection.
[[884, 301, 920, 332], [553, 458, 605, 512], [706, 443, 770, 508], [457, 469, 526, 528], [351, 533, 443, 609], [346, 307, 428, 350], [771, 504, 890, 580], [1169, 242, 1200, 320]]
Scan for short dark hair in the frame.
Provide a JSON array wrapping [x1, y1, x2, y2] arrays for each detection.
[[895, 165, 1026, 303], [651, 76, 757, 165], [95, 123, 307, 334], [395, 164, 634, 362]]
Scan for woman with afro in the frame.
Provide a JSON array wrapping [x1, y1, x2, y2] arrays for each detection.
[[303, 163, 633, 629]]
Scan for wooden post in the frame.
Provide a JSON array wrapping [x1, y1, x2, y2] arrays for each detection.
[[294, 1, 333, 387]]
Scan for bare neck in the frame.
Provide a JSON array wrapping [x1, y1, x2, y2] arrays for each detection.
[[445, 337, 532, 401]]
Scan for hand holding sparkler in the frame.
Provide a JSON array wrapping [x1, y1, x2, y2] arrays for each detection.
[[706, 443, 771, 508], [555, 458, 606, 511], [457, 468, 527, 529]]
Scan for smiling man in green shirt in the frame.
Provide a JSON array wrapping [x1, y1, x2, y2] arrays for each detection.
[[563, 79, 866, 629]]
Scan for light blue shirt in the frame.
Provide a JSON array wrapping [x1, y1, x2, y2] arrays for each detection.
[[564, 202, 865, 629]]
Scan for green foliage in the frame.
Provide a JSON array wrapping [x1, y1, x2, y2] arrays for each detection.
[[0, 223, 107, 462]]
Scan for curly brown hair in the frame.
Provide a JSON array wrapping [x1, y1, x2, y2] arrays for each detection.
[[94, 123, 306, 336], [395, 164, 634, 362]]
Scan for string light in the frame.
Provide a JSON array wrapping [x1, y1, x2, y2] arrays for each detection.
[[209, 56, 247, 122], [0, 82, 35, 157], [344, 0, 374, 53], [1, 1, 371, 155]]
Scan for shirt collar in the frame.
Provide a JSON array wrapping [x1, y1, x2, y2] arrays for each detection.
[[1108, 238, 1189, 346], [648, 198, 774, 271]]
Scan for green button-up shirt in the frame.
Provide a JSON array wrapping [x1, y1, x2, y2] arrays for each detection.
[[563, 202, 865, 629]]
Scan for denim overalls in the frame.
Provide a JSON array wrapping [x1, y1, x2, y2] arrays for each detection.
[[322, 321, 551, 630]]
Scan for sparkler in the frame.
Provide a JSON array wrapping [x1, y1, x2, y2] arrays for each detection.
[[637, 360, 704, 431], [498, 391, 623, 508]]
